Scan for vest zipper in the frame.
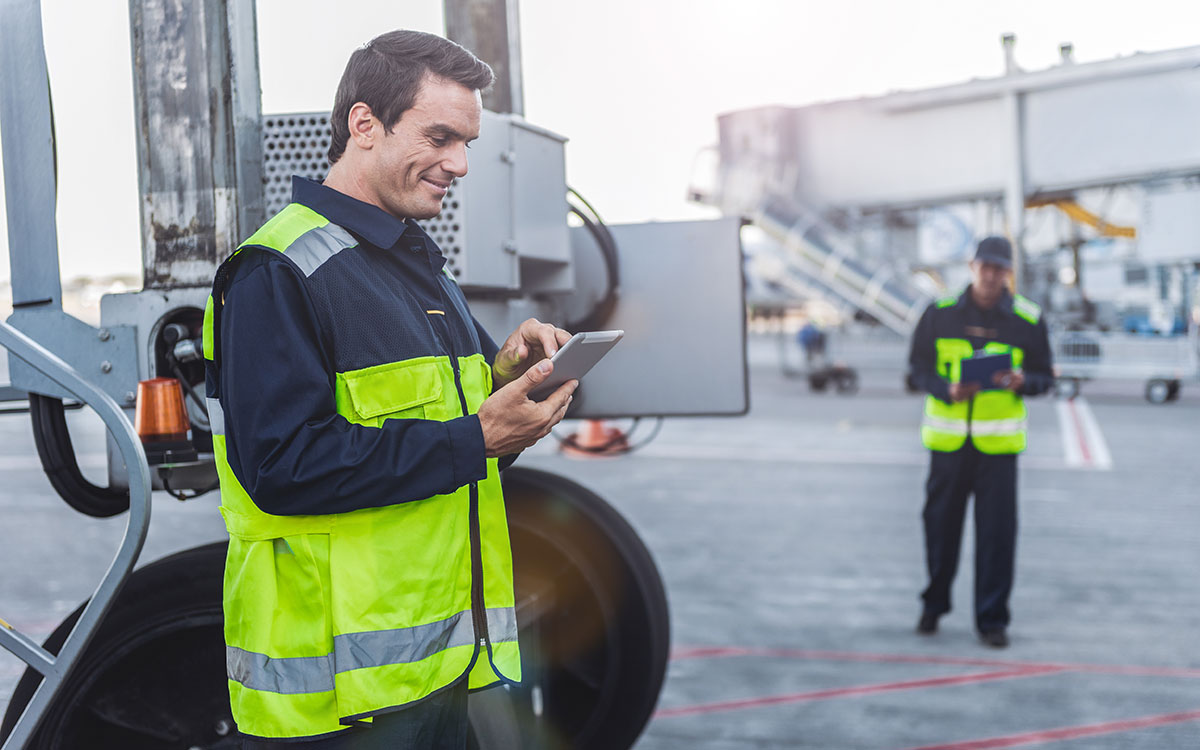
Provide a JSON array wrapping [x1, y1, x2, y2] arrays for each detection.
[[433, 275, 490, 653]]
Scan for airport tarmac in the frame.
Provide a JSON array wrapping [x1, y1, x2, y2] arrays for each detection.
[[2, 332, 1198, 748]]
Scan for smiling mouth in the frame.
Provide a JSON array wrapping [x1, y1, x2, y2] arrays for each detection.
[[422, 177, 450, 195]]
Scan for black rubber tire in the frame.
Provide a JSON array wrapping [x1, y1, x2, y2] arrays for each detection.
[[835, 370, 859, 395], [1055, 378, 1081, 400], [1146, 379, 1172, 405], [0, 542, 233, 749], [2, 471, 670, 750], [1167, 380, 1181, 401], [498, 467, 671, 750]]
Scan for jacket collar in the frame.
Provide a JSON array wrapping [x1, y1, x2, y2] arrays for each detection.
[[960, 285, 1014, 316], [291, 176, 422, 250]]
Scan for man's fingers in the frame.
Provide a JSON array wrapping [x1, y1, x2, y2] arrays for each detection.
[[540, 328, 560, 358], [541, 380, 577, 413]]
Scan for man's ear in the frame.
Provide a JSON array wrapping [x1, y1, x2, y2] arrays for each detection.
[[347, 102, 376, 150]]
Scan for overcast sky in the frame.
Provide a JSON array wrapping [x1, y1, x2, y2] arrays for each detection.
[[1, 0, 1198, 282]]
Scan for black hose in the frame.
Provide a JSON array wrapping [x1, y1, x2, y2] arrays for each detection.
[[29, 394, 129, 518], [566, 187, 621, 332]]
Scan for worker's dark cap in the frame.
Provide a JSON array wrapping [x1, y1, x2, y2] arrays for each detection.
[[973, 236, 1013, 268]]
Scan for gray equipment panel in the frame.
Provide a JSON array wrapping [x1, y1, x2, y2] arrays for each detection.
[[557, 218, 747, 418]]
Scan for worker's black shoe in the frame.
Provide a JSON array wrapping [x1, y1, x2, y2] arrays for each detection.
[[979, 628, 1009, 648], [916, 612, 939, 635]]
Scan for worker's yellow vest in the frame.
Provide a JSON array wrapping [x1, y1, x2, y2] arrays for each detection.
[[202, 204, 520, 739], [921, 337, 1028, 454]]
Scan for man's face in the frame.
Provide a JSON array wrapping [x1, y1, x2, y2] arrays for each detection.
[[365, 74, 481, 220], [969, 260, 1011, 308]]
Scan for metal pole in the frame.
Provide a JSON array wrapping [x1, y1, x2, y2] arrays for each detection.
[[0, 0, 65, 309], [1001, 34, 1026, 292], [128, 0, 263, 289], [443, 0, 525, 116]]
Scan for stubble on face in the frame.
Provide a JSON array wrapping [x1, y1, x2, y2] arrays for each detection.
[[370, 75, 482, 221]]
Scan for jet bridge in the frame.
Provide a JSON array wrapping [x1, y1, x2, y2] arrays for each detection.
[[707, 41, 1200, 329]]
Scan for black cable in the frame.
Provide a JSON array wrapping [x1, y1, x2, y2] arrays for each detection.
[[566, 187, 621, 332], [550, 416, 666, 455], [160, 469, 219, 501], [166, 354, 208, 418], [29, 394, 129, 517]]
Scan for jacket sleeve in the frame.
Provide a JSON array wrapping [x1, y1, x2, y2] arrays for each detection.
[[1019, 317, 1055, 397], [220, 252, 487, 516], [908, 305, 952, 403]]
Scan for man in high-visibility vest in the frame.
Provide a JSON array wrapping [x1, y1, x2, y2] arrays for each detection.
[[203, 31, 577, 747], [908, 236, 1054, 648]]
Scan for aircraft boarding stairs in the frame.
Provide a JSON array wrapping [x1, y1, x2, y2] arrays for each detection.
[[751, 195, 932, 337]]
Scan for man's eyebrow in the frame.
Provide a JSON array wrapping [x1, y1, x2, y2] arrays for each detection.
[[425, 124, 475, 141]]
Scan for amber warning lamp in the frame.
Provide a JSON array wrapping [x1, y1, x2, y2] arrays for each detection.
[[134, 377, 198, 465]]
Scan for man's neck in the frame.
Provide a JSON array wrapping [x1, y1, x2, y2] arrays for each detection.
[[323, 160, 381, 212], [969, 285, 1003, 311]]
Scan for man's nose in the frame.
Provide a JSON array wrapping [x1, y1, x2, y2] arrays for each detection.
[[445, 144, 469, 178]]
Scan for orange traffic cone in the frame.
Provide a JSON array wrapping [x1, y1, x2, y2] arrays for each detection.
[[560, 419, 629, 458]]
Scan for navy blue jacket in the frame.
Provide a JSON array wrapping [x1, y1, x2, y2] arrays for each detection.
[[216, 177, 500, 516], [908, 287, 1055, 404]]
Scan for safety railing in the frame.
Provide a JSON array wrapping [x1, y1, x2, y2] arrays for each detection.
[[754, 196, 932, 337], [0, 321, 152, 750]]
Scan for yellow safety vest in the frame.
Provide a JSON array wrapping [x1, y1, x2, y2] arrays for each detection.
[[920, 295, 1041, 455], [202, 203, 520, 739]]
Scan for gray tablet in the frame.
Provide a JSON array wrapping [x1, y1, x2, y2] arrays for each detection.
[[528, 330, 624, 401]]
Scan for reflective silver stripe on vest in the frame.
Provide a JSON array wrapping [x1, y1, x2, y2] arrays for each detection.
[[334, 609, 475, 672], [285, 223, 358, 277], [207, 397, 225, 436], [486, 606, 519, 644], [227, 646, 334, 695], [921, 415, 968, 435], [228, 608, 517, 694], [969, 418, 1027, 436]]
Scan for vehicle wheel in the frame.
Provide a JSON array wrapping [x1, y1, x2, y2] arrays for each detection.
[[1146, 379, 1172, 404], [1055, 378, 1081, 399], [0, 542, 234, 749], [2, 472, 670, 750], [1167, 380, 1181, 401], [495, 467, 671, 750], [808, 374, 828, 392], [835, 370, 859, 395]]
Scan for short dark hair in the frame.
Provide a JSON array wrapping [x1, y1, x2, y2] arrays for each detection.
[[327, 30, 495, 164]]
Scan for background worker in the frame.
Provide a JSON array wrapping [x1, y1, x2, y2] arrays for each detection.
[[907, 236, 1054, 648], [203, 31, 576, 748]]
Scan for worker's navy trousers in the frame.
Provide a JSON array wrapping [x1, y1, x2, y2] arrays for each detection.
[[920, 443, 1017, 633], [241, 678, 468, 750]]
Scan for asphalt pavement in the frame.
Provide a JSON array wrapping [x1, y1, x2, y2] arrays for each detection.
[[2, 332, 1198, 749]]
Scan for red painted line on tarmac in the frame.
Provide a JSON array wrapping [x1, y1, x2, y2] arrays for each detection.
[[1065, 397, 1092, 466], [672, 646, 1044, 670], [900, 707, 1200, 750], [670, 646, 1200, 679], [654, 666, 1062, 719]]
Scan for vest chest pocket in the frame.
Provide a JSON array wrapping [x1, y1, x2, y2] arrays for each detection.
[[337, 358, 448, 427]]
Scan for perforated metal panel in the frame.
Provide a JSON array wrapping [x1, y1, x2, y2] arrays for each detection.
[[262, 111, 470, 277], [262, 113, 330, 214]]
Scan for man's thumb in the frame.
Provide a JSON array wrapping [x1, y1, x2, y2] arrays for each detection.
[[519, 358, 553, 391]]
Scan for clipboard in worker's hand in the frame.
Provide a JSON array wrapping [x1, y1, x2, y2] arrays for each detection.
[[960, 351, 1012, 389]]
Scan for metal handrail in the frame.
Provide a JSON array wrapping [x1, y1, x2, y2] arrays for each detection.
[[0, 321, 152, 750]]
